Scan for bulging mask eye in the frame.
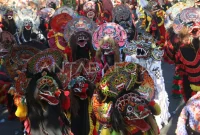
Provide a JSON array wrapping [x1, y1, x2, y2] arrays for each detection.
[[127, 105, 133, 113], [115, 79, 119, 83]]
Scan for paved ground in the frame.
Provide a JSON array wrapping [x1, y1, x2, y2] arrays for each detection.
[[0, 62, 184, 135]]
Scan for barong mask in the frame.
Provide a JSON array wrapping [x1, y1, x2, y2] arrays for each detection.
[[25, 49, 66, 106], [92, 22, 127, 50], [173, 7, 200, 39], [99, 63, 138, 98], [93, 63, 156, 133], [112, 4, 135, 41], [64, 16, 97, 47], [64, 16, 97, 60], [35, 72, 61, 105], [124, 34, 153, 59], [115, 93, 151, 122], [99, 36, 116, 56], [68, 76, 89, 100], [164, 2, 190, 30], [113, 92, 158, 134], [124, 33, 164, 60], [75, 31, 89, 47], [5, 10, 14, 20], [83, 1, 96, 20]]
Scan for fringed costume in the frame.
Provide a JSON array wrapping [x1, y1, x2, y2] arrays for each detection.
[[164, 4, 200, 101], [163, 2, 191, 99]]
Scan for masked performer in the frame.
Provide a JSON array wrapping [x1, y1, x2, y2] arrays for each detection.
[[112, 4, 136, 41], [176, 91, 200, 135], [123, 33, 170, 129], [12, 49, 72, 135], [92, 62, 161, 135], [173, 7, 200, 101], [5, 45, 41, 121], [1, 8, 21, 45], [2, 9, 17, 35], [64, 16, 97, 61], [82, 0, 108, 24], [15, 6, 45, 44], [165, 6, 200, 101], [92, 22, 127, 74], [163, 2, 191, 99], [57, 58, 101, 135]]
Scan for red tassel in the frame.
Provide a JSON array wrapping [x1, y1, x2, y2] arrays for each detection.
[[47, 30, 54, 38], [79, 10, 85, 16], [93, 128, 98, 135], [61, 92, 70, 110], [54, 90, 61, 97], [0, 23, 3, 28], [24, 118, 31, 134], [64, 47, 72, 55], [45, 23, 49, 30], [138, 105, 144, 111], [191, 91, 197, 96], [64, 46, 73, 62], [173, 80, 183, 85], [149, 101, 156, 106], [172, 90, 182, 95]]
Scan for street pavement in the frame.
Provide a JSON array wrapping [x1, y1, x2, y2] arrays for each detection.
[[0, 62, 184, 135]]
